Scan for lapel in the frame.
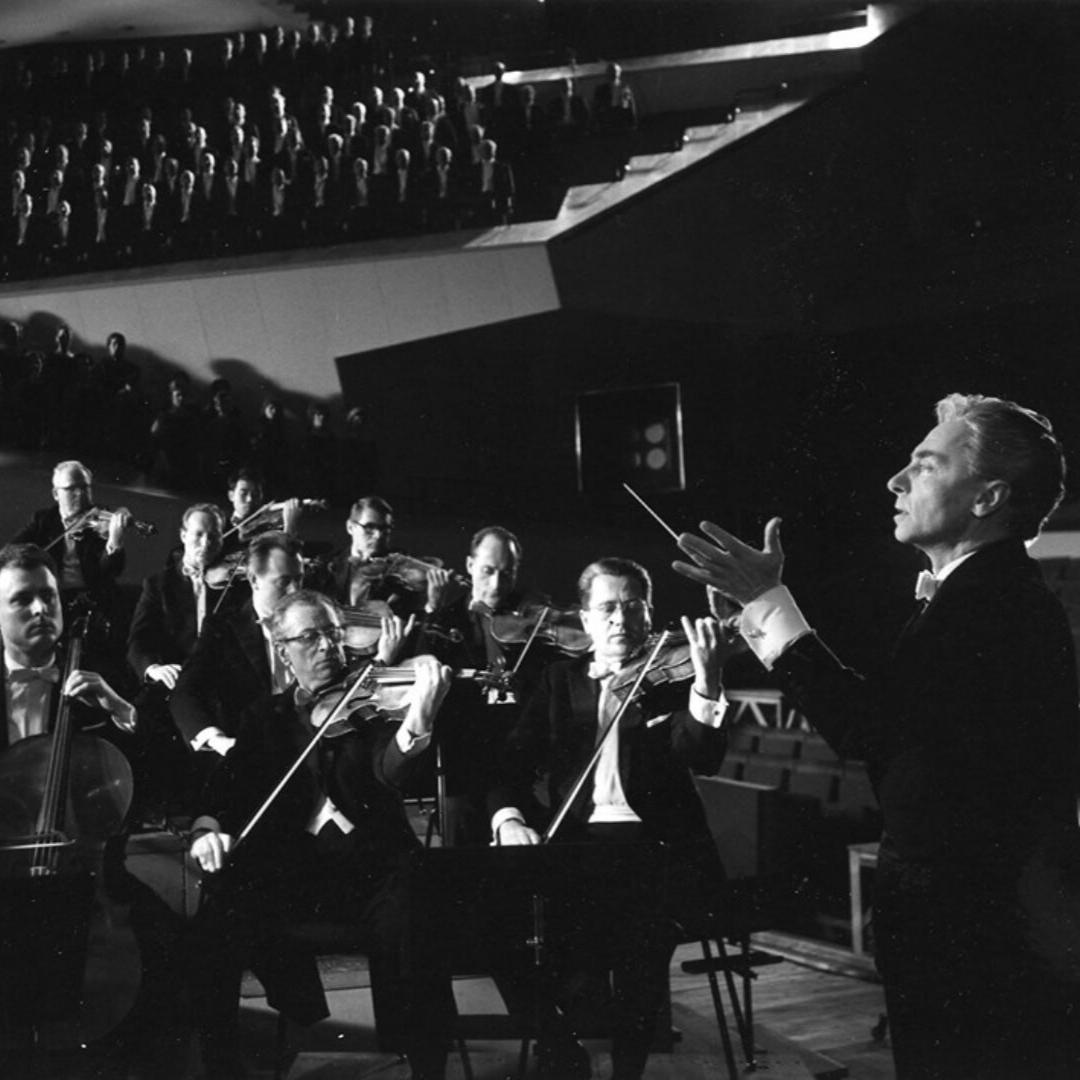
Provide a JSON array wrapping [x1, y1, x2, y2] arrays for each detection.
[[234, 600, 271, 682], [566, 658, 601, 747], [164, 559, 198, 641], [891, 539, 1032, 666]]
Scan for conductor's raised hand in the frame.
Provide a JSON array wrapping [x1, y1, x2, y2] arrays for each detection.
[[673, 517, 785, 607]]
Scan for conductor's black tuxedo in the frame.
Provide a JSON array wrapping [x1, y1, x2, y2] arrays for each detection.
[[772, 539, 1079, 1078]]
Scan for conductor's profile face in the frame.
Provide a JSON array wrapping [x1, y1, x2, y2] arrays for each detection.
[[275, 601, 347, 693], [0, 565, 62, 664], [581, 574, 651, 667], [887, 419, 983, 553]]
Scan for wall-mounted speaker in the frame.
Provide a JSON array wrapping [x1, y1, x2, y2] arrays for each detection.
[[574, 382, 685, 495]]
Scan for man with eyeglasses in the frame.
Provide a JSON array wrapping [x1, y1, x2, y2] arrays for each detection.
[[326, 494, 449, 621], [488, 556, 728, 1080], [188, 589, 454, 1080]]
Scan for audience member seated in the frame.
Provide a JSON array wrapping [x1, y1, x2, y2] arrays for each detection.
[[0, 18, 657, 282], [592, 62, 638, 133]]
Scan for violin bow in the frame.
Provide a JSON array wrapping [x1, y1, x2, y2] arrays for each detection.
[[623, 483, 741, 642], [43, 508, 96, 552], [221, 501, 273, 542], [232, 662, 375, 850], [542, 630, 669, 845], [210, 559, 245, 617], [509, 605, 549, 677]]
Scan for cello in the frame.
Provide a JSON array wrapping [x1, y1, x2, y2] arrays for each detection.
[[0, 612, 139, 1050]]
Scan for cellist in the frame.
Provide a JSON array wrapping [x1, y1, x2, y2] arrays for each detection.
[[0, 542, 137, 1046]]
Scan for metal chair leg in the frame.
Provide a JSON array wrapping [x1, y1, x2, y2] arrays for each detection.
[[699, 939, 740, 1079]]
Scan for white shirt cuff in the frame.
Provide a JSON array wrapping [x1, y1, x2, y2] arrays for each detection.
[[491, 807, 525, 840], [739, 585, 812, 669], [395, 725, 433, 756], [111, 703, 137, 733], [689, 687, 728, 728], [191, 725, 224, 752]]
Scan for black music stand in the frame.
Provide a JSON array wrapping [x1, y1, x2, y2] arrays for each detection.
[[422, 841, 670, 1079]]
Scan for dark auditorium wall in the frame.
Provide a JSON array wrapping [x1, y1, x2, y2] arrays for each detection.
[[338, 287, 1080, 673]]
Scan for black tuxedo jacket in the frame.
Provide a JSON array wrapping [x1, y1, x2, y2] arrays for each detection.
[[127, 552, 225, 680], [775, 539, 1078, 871], [489, 656, 726, 848], [169, 599, 272, 744], [14, 506, 125, 597], [202, 691, 424, 866]]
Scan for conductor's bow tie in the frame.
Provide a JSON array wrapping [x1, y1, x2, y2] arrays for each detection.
[[914, 570, 939, 603]]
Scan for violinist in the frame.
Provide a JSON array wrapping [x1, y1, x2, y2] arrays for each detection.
[[127, 503, 241, 692], [0, 543, 137, 1041], [488, 557, 729, 1080], [13, 459, 133, 612], [326, 495, 445, 617], [126, 504, 244, 815], [170, 531, 304, 767], [187, 590, 454, 1080], [219, 466, 300, 560], [423, 525, 558, 846]]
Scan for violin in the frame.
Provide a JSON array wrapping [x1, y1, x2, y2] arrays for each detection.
[[351, 552, 470, 605], [44, 506, 157, 551], [607, 630, 695, 701], [339, 600, 463, 654], [203, 550, 247, 590], [488, 602, 592, 656], [310, 656, 511, 731], [222, 498, 328, 543]]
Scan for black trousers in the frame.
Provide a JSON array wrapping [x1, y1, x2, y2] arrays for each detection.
[[874, 844, 1080, 1080], [188, 832, 452, 1079], [493, 827, 722, 1080]]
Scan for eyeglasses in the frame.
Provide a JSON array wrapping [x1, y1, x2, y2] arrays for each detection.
[[588, 599, 648, 619], [351, 521, 388, 535], [276, 624, 345, 649]]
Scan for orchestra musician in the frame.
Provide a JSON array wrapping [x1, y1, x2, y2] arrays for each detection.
[[219, 465, 300, 560], [187, 589, 455, 1080], [325, 495, 447, 617], [126, 503, 242, 815], [170, 530, 304, 767], [0, 543, 137, 1043], [423, 525, 558, 845], [13, 459, 133, 612], [488, 557, 729, 1080], [127, 503, 240, 692]]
